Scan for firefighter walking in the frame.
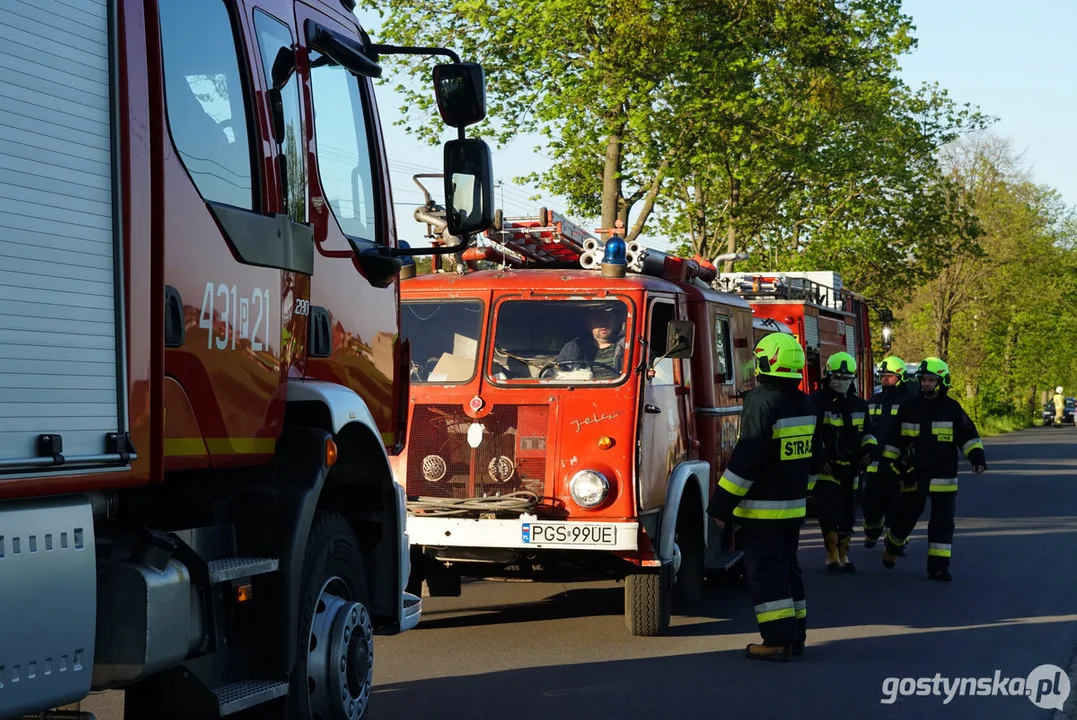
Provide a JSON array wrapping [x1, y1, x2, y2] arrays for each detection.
[[881, 357, 987, 581], [861, 356, 913, 550], [809, 352, 878, 573], [708, 333, 822, 662]]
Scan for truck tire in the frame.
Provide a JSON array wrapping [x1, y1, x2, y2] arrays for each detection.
[[293, 511, 374, 720], [624, 564, 671, 636]]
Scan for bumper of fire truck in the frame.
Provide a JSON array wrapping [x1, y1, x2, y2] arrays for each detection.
[[407, 514, 639, 552]]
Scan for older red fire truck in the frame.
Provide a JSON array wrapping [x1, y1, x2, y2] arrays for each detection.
[[393, 207, 795, 636], [0, 1, 492, 718]]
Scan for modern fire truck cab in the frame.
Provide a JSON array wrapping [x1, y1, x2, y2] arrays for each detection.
[[718, 272, 876, 398], [393, 213, 769, 636], [0, 1, 492, 717]]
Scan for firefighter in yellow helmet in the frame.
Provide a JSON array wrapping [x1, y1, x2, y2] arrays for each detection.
[[861, 356, 914, 550], [708, 332, 823, 661], [880, 357, 987, 581], [807, 351, 878, 572]]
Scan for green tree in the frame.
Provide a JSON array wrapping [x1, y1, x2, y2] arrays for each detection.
[[360, 0, 978, 261], [890, 134, 1077, 424]]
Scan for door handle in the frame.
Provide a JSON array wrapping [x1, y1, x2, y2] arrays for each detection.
[[645, 404, 662, 414]]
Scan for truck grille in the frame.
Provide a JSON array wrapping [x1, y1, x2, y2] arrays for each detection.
[[406, 404, 549, 500]]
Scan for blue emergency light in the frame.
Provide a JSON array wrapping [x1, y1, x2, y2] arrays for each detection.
[[398, 239, 416, 266], [600, 236, 627, 278]]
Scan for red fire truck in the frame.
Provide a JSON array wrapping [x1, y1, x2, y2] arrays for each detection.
[[717, 272, 876, 398], [393, 208, 796, 636], [0, 1, 492, 718]]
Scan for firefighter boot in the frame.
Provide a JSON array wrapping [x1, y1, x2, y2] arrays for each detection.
[[882, 536, 903, 569], [824, 531, 840, 572], [745, 643, 792, 662], [838, 535, 855, 573]]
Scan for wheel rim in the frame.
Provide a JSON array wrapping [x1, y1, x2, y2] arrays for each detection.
[[307, 576, 373, 720]]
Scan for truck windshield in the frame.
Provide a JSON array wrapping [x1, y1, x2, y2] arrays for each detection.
[[403, 300, 484, 383], [490, 299, 631, 384]]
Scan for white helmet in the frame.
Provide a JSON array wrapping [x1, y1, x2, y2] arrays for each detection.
[[1057, 386, 1064, 394]]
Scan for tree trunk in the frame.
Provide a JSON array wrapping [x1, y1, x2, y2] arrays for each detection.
[[931, 298, 952, 360], [722, 177, 740, 272], [601, 130, 622, 232], [692, 181, 706, 256], [1001, 325, 1016, 411]]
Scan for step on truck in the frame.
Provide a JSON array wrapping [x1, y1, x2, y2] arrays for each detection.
[[393, 208, 791, 636], [0, 0, 493, 717]]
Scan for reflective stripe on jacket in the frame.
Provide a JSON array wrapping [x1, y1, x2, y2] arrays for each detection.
[[709, 379, 824, 527]]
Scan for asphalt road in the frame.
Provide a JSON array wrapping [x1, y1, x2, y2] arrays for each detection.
[[83, 427, 1077, 720]]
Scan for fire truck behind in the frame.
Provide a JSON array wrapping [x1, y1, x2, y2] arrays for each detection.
[[717, 272, 876, 398], [393, 208, 797, 636], [0, 1, 493, 718]]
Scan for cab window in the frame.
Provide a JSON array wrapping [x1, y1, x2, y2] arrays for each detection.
[[647, 300, 675, 386], [403, 300, 484, 383], [488, 299, 631, 384], [308, 49, 378, 243], [158, 0, 255, 210], [253, 10, 306, 222], [714, 314, 733, 384]]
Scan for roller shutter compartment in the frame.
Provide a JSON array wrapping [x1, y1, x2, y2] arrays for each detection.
[[0, 0, 127, 472]]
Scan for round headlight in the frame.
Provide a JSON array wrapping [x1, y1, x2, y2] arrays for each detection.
[[569, 470, 609, 508]]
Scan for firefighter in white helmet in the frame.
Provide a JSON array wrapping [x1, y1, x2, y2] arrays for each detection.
[[1053, 386, 1065, 427]]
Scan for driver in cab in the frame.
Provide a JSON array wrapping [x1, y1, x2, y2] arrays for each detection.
[[555, 306, 626, 379]]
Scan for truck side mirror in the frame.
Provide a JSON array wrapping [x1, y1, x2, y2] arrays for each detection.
[[444, 138, 494, 236], [433, 62, 486, 128], [665, 320, 695, 360]]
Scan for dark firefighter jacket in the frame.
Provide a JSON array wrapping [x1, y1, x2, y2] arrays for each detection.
[[708, 377, 824, 527], [882, 393, 986, 493], [865, 384, 914, 479], [807, 386, 879, 491]]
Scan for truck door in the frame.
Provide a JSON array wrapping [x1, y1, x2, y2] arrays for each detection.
[[294, 1, 401, 448], [638, 297, 689, 511], [159, 0, 300, 465]]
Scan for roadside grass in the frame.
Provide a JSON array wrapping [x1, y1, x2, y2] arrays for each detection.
[[978, 414, 1034, 437]]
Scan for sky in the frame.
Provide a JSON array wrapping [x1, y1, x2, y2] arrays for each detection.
[[356, 1, 1077, 253]]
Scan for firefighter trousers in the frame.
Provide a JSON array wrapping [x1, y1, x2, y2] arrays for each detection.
[[741, 524, 806, 647], [813, 473, 857, 540], [861, 470, 903, 540], [884, 491, 956, 573]]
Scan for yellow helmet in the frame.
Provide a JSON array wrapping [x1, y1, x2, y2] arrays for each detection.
[[878, 355, 906, 376], [826, 351, 856, 376], [916, 356, 952, 388], [754, 333, 805, 379]]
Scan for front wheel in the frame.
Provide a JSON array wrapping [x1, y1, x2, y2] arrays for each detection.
[[293, 511, 374, 720], [624, 564, 672, 636]]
